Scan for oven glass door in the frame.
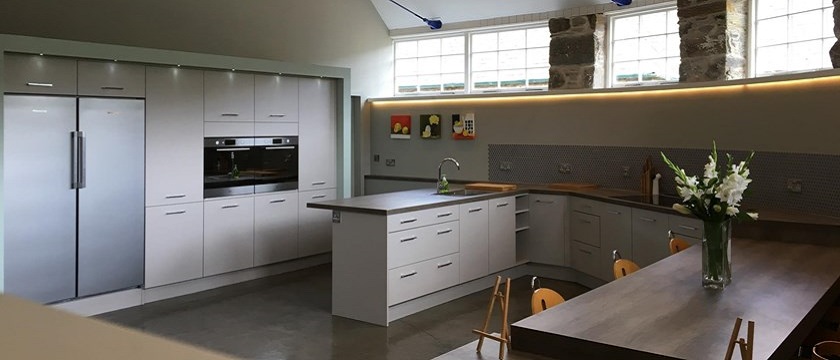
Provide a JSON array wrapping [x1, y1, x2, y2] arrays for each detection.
[[204, 139, 256, 198], [253, 137, 298, 193]]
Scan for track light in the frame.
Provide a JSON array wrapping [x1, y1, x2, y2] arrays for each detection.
[[387, 0, 443, 30], [612, 0, 632, 5]]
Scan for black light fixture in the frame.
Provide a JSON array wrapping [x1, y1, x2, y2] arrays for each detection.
[[387, 0, 443, 30], [612, 0, 632, 5]]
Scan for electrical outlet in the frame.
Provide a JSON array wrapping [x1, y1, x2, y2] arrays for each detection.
[[499, 161, 512, 171], [385, 158, 396, 167], [786, 178, 802, 193], [622, 166, 631, 178], [558, 163, 571, 174], [373, 154, 380, 162]]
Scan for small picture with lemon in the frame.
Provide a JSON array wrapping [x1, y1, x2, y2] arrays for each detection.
[[390, 114, 411, 139], [419, 114, 441, 139]]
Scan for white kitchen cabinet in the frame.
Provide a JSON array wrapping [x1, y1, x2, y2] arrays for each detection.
[[298, 78, 336, 191], [570, 211, 600, 248], [255, 74, 299, 122], [488, 196, 516, 273], [204, 196, 255, 276], [144, 203, 204, 288], [387, 221, 459, 270], [631, 208, 670, 268], [254, 191, 299, 266], [78, 60, 145, 98], [145, 66, 204, 206], [4, 53, 77, 95], [204, 70, 255, 122], [298, 188, 337, 257], [388, 253, 459, 306], [669, 215, 703, 242], [570, 240, 600, 278], [600, 202, 632, 281], [526, 195, 567, 266], [459, 200, 489, 283]]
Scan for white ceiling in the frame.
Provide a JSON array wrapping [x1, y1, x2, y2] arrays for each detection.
[[369, 0, 606, 30]]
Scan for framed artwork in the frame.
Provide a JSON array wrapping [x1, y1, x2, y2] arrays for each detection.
[[452, 113, 476, 140], [420, 114, 441, 139], [390, 115, 411, 139]]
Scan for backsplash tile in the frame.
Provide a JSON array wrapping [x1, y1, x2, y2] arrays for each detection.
[[489, 144, 840, 217]]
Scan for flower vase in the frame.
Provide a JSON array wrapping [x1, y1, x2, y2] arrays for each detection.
[[702, 220, 732, 289]]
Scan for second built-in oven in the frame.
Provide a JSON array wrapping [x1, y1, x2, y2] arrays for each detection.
[[204, 136, 298, 198]]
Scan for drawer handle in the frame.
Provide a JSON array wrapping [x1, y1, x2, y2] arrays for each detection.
[[437, 261, 453, 269], [26, 82, 54, 88], [312, 181, 326, 186], [269, 199, 287, 204], [165, 194, 186, 199], [639, 217, 656, 222], [221, 204, 239, 209], [579, 219, 592, 224], [496, 202, 509, 207], [100, 86, 125, 91], [400, 271, 417, 279], [165, 210, 187, 216], [468, 207, 483, 213], [399, 236, 417, 243], [578, 248, 593, 255], [678, 225, 698, 231], [536, 200, 555, 204], [400, 218, 418, 224], [311, 195, 326, 199], [436, 212, 453, 218], [607, 210, 622, 215], [268, 114, 286, 118], [221, 113, 240, 117], [437, 229, 452, 235]]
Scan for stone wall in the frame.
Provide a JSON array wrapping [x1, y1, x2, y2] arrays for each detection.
[[677, 0, 748, 82], [832, 0, 840, 68], [548, 14, 605, 89]]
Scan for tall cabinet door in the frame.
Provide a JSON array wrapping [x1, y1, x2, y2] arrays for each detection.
[[145, 203, 204, 288], [459, 201, 489, 283], [488, 196, 516, 273], [298, 78, 336, 191], [3, 95, 77, 303], [204, 197, 255, 276], [526, 195, 567, 266], [77, 98, 146, 297], [145, 66, 204, 206], [255, 191, 299, 266], [255, 75, 299, 122], [298, 189, 337, 257]]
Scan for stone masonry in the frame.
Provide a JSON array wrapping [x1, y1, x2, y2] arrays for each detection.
[[677, 0, 748, 82], [832, 0, 840, 68], [548, 14, 605, 89]]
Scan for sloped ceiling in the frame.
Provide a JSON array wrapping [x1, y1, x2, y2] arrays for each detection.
[[369, 0, 605, 30]]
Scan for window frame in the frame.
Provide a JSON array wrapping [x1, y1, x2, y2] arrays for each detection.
[[605, 2, 680, 88]]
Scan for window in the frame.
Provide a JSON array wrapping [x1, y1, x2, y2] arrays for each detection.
[[608, 6, 680, 87], [393, 24, 550, 95], [753, 0, 835, 77]]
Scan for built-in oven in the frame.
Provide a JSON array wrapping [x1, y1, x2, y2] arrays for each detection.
[[204, 136, 298, 198]]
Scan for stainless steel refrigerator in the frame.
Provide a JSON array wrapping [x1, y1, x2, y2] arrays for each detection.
[[4, 95, 145, 303]]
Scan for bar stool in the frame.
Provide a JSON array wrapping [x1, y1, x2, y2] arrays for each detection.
[[668, 231, 692, 254], [530, 277, 565, 315], [612, 250, 640, 279]]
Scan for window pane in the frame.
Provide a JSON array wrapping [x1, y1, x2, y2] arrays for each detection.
[[789, 40, 825, 71], [789, 0, 823, 13], [396, 76, 418, 94], [613, 61, 639, 83], [417, 39, 441, 57], [442, 73, 465, 91], [757, 0, 787, 20], [473, 71, 498, 89], [418, 74, 441, 92], [498, 49, 526, 70], [789, 10, 824, 42], [395, 58, 417, 76], [639, 12, 667, 36], [613, 16, 639, 40], [499, 69, 527, 88], [417, 56, 441, 75], [526, 47, 549, 68], [757, 17, 788, 46], [395, 41, 417, 59], [527, 68, 549, 87], [826, 8, 836, 38], [825, 0, 834, 7], [441, 55, 464, 73], [472, 52, 498, 71], [666, 57, 680, 82], [613, 38, 639, 62], [499, 30, 526, 50], [527, 27, 551, 48], [667, 10, 679, 34], [441, 36, 464, 55], [667, 33, 681, 57], [639, 35, 667, 59], [639, 59, 667, 81], [473, 33, 498, 52], [755, 44, 789, 76]]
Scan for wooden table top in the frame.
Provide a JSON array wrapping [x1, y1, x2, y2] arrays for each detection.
[[510, 238, 840, 360]]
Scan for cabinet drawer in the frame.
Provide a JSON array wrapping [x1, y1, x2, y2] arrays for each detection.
[[388, 253, 459, 306], [144, 202, 204, 288], [570, 197, 602, 216], [571, 241, 601, 279], [669, 215, 702, 239], [387, 205, 459, 233], [570, 211, 601, 247], [4, 53, 77, 95], [78, 60, 145, 97], [388, 221, 459, 269]]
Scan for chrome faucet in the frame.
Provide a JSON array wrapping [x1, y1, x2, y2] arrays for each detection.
[[437, 157, 460, 194]]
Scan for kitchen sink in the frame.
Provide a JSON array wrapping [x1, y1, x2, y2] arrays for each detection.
[[433, 189, 492, 197]]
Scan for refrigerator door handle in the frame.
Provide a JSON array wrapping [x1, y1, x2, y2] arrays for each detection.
[[78, 131, 87, 189], [71, 131, 79, 189]]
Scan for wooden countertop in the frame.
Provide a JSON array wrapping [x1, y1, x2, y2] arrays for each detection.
[[0, 295, 238, 360], [510, 238, 840, 359]]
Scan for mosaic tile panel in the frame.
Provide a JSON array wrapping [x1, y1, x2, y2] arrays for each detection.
[[489, 144, 840, 218]]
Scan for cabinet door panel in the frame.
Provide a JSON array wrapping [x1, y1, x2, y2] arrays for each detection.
[[459, 201, 489, 283], [204, 197, 255, 276], [255, 192, 299, 266], [298, 78, 336, 191], [4, 53, 77, 95], [570, 211, 600, 247], [204, 71, 254, 122], [299, 189, 337, 257], [145, 203, 204, 288], [488, 196, 516, 273], [78, 60, 145, 98], [600, 203, 632, 281], [631, 208, 670, 268], [526, 195, 566, 266], [571, 241, 601, 278], [255, 75, 298, 122]]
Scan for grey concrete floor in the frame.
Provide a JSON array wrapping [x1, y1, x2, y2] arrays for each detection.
[[98, 264, 589, 360]]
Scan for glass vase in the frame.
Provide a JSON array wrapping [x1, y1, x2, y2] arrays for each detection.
[[702, 220, 732, 290]]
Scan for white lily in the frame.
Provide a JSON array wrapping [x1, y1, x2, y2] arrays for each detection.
[[672, 203, 692, 215]]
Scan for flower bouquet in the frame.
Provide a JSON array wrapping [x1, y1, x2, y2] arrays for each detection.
[[661, 142, 757, 289]]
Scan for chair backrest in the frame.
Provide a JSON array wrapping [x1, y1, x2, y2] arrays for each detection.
[[613, 259, 640, 279], [669, 237, 692, 254], [813, 341, 840, 360], [531, 288, 565, 315]]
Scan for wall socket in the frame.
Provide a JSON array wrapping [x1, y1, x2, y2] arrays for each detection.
[[558, 163, 571, 174], [385, 158, 396, 167], [373, 154, 380, 162], [786, 178, 802, 193], [499, 161, 512, 171]]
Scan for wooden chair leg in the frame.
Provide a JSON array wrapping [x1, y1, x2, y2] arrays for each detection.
[[477, 276, 501, 353]]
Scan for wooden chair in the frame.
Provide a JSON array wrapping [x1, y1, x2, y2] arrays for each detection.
[[531, 288, 565, 315], [669, 237, 692, 254], [613, 259, 640, 279]]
